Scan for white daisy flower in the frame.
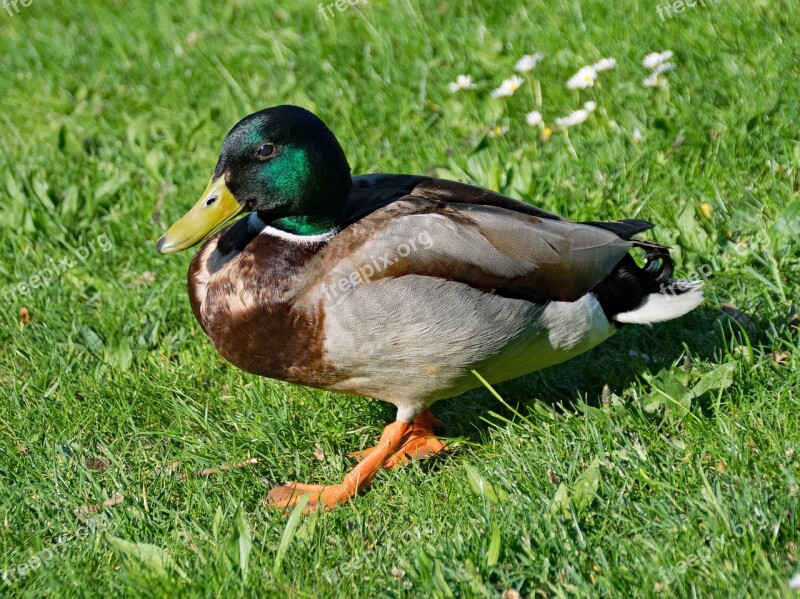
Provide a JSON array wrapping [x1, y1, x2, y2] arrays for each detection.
[[555, 108, 591, 127], [789, 571, 800, 589], [642, 50, 673, 69], [526, 110, 543, 126], [642, 73, 667, 88], [490, 75, 524, 98], [566, 66, 597, 90], [592, 57, 617, 72], [448, 75, 476, 93], [515, 53, 545, 73], [652, 62, 676, 76], [487, 124, 509, 138], [632, 128, 643, 142], [583, 100, 597, 112]]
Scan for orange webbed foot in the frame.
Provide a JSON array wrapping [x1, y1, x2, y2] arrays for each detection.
[[265, 415, 428, 511], [266, 482, 348, 511], [347, 409, 448, 469]]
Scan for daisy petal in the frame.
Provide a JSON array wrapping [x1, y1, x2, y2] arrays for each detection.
[[555, 108, 591, 127], [592, 57, 617, 72], [566, 66, 597, 90], [490, 75, 524, 98], [526, 110, 543, 126], [449, 74, 476, 93], [515, 53, 545, 73], [643, 50, 673, 69]]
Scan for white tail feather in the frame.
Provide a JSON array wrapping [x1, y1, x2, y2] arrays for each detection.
[[613, 283, 703, 325]]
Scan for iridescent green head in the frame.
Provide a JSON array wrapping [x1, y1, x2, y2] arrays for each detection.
[[157, 105, 351, 254]]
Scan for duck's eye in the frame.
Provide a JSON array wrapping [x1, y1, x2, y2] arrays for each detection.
[[256, 143, 275, 159]]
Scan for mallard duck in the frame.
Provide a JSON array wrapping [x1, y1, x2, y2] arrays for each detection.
[[157, 105, 702, 510]]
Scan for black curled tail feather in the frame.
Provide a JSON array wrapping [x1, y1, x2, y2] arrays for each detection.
[[591, 238, 694, 323], [634, 240, 674, 291]]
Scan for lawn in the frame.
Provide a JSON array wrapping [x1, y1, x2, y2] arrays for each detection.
[[1, 0, 799, 596]]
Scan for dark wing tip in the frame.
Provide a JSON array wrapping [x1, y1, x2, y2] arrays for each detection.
[[581, 219, 655, 240]]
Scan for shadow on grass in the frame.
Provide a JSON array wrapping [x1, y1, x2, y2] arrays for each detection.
[[429, 306, 732, 443]]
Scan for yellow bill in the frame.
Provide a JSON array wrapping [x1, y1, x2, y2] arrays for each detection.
[[157, 177, 243, 254]]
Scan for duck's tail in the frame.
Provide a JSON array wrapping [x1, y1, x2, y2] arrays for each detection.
[[586, 221, 703, 325], [613, 280, 704, 325]]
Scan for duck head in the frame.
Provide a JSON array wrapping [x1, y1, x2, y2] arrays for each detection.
[[157, 105, 351, 254]]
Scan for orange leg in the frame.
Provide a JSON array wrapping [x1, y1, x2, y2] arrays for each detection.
[[266, 419, 416, 511], [347, 409, 448, 469]]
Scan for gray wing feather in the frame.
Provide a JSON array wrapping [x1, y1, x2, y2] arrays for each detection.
[[317, 199, 631, 303]]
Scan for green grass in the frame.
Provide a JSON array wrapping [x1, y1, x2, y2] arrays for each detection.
[[1, 0, 799, 596]]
